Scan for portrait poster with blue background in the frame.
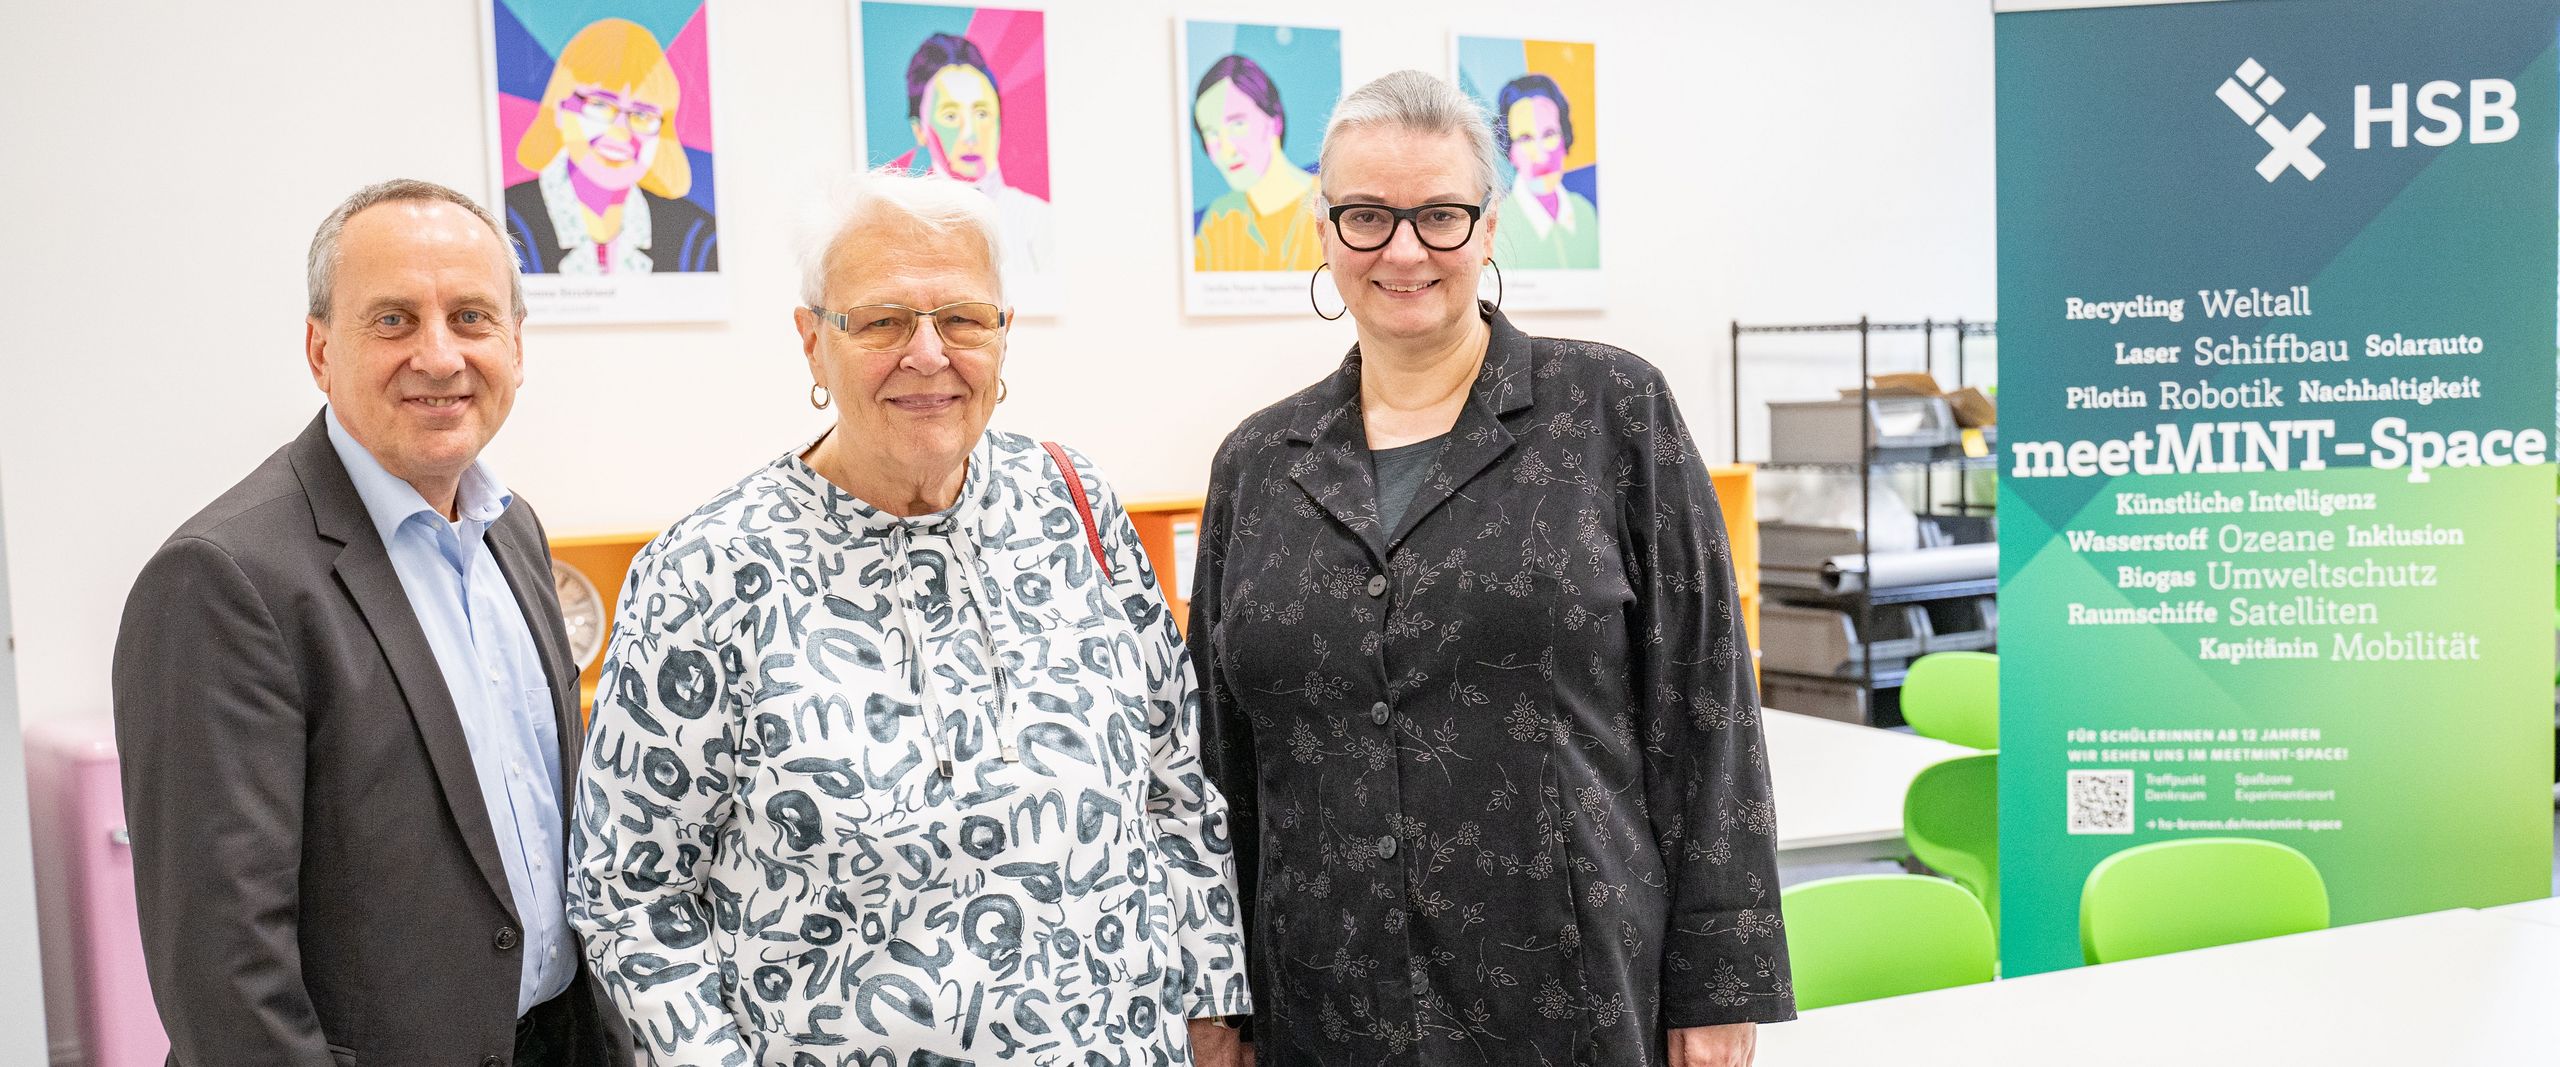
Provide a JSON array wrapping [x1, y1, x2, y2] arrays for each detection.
[[483, 0, 727, 323], [1176, 19, 1341, 316], [1455, 34, 1604, 310], [1996, 0, 2556, 977], [853, 2, 1058, 314]]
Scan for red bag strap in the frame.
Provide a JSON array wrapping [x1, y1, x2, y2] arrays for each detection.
[[1040, 440, 1115, 583]]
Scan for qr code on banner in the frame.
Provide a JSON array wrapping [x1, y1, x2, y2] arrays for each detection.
[[2067, 770, 2136, 834]]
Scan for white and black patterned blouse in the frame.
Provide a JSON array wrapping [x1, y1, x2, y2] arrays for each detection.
[[1193, 307, 1795, 1067], [569, 430, 1252, 1067]]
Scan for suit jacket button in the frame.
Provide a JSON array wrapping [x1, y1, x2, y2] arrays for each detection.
[[482, 1056, 503, 1067], [1377, 834, 1399, 860], [1371, 701, 1391, 726], [495, 926, 519, 951], [1366, 574, 1388, 597]]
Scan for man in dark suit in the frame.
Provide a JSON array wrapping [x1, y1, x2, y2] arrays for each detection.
[[112, 179, 631, 1067]]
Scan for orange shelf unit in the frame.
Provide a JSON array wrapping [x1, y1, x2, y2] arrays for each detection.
[[1124, 496, 1207, 634], [549, 530, 659, 718], [1709, 464, 1760, 669]]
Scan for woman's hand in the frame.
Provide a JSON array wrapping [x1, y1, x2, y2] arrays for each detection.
[[1668, 1022, 1756, 1067], [1187, 1019, 1251, 1067]]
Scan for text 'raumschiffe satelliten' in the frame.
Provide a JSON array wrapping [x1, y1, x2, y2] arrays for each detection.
[[2008, 417, 2548, 482]]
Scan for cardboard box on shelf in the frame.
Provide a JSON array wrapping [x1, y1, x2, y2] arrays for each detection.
[[1844, 372, 1997, 428]]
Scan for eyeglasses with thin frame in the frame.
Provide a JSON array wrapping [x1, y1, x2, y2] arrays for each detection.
[[561, 90, 665, 136], [807, 302, 1010, 352], [1326, 202, 1484, 252]]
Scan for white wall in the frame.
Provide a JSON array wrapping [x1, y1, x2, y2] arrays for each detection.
[[0, 475, 56, 1062], [1710, 2, 2001, 461], [0, 0, 1994, 727]]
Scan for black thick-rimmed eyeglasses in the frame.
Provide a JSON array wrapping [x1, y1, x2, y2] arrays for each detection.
[[806, 302, 1009, 352], [1326, 202, 1484, 252]]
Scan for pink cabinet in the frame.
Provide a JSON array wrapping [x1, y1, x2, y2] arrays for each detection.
[[27, 719, 166, 1067]]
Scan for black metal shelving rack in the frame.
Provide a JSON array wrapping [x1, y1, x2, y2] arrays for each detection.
[[1730, 317, 1999, 725]]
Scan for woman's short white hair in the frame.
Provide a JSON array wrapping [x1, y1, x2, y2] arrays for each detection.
[[795, 167, 1007, 306], [1315, 70, 1503, 213]]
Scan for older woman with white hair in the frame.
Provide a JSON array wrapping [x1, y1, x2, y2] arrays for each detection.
[[569, 169, 1252, 1066], [1191, 71, 1794, 1067]]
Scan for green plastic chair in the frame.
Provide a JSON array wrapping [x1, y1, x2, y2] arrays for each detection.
[[1901, 651, 1999, 750], [1903, 752, 1999, 928], [1782, 874, 1996, 1010], [2080, 837, 2329, 965]]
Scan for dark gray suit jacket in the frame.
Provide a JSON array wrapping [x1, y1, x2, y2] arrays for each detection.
[[112, 412, 633, 1067]]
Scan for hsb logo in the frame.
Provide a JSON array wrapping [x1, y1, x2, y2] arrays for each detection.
[[2217, 57, 2518, 183]]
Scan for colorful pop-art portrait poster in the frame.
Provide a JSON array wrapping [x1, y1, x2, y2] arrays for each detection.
[[1455, 35, 1603, 310], [1177, 20, 1342, 316], [852, 3, 1056, 314], [484, 0, 726, 324]]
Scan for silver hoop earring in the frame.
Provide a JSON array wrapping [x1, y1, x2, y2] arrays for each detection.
[[1309, 263, 1347, 321], [1486, 257, 1505, 314], [809, 383, 831, 410]]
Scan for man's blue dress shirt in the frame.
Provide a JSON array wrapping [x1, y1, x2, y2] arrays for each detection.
[[326, 408, 572, 1015]]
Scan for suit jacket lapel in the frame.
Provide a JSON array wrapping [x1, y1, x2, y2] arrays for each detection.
[[288, 413, 520, 922], [1387, 308, 1537, 551]]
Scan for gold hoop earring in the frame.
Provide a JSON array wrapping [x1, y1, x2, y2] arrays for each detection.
[[996, 379, 1009, 404], [1308, 263, 1346, 321], [809, 383, 831, 410]]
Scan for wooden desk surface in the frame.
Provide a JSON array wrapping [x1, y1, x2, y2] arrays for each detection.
[[1757, 908, 2560, 1065], [1762, 709, 1974, 858]]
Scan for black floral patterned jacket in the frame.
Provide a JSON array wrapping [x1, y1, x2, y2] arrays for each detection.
[[1191, 307, 1795, 1066]]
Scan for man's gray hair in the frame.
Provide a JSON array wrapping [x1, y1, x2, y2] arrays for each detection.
[[796, 167, 1007, 307], [1315, 70, 1504, 213], [306, 179, 524, 321]]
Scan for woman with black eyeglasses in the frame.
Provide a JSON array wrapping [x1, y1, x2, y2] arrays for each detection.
[[1190, 70, 1796, 1067]]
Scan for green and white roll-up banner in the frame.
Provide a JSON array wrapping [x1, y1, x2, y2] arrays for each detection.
[[1996, 0, 2558, 976]]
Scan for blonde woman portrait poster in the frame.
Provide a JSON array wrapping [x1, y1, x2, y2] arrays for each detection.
[[485, 0, 726, 323]]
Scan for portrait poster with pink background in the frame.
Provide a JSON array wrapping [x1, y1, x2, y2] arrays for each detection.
[[1454, 34, 1604, 310], [1177, 19, 1343, 316], [482, 0, 727, 324], [853, 2, 1057, 315]]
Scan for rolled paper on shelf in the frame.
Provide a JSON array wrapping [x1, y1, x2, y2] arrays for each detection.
[[1819, 543, 1999, 593]]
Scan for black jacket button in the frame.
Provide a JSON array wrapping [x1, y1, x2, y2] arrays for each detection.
[[495, 926, 518, 951]]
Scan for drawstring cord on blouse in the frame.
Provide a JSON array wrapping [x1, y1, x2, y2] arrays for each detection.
[[883, 521, 949, 775], [949, 530, 1020, 768], [887, 468, 1019, 778]]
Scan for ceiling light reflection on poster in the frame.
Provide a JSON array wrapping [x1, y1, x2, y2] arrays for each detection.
[[483, 0, 728, 325]]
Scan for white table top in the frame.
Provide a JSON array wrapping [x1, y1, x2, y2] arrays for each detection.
[[2481, 895, 2560, 928], [1761, 709, 1975, 855], [1757, 908, 2560, 1065]]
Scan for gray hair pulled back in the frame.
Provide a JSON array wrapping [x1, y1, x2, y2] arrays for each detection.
[[1315, 70, 1503, 213]]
